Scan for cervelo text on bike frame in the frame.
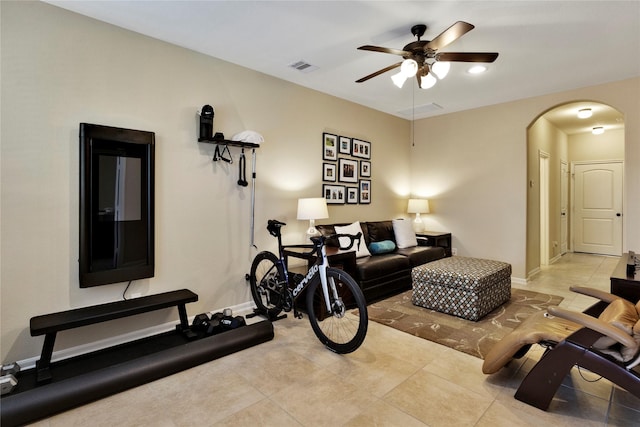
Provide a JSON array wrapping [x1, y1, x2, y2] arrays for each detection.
[[292, 264, 318, 298]]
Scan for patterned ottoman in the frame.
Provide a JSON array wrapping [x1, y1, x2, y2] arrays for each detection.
[[411, 256, 511, 321]]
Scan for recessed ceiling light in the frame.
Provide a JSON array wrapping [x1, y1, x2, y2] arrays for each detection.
[[468, 65, 487, 74], [577, 108, 592, 119], [592, 126, 604, 135]]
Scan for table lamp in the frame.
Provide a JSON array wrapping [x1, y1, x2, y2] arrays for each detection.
[[297, 198, 329, 237], [407, 199, 430, 232]]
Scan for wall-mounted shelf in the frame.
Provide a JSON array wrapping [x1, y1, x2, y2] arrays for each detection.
[[197, 137, 260, 148], [196, 107, 261, 246]]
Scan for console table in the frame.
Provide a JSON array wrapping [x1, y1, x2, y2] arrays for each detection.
[[610, 252, 640, 302]]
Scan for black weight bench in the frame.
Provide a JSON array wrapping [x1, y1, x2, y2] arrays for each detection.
[[30, 289, 198, 384]]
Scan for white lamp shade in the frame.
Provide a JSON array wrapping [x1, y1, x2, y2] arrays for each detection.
[[391, 71, 407, 88], [407, 199, 430, 214], [431, 61, 450, 79], [420, 73, 437, 89], [400, 59, 418, 77], [297, 198, 329, 220]]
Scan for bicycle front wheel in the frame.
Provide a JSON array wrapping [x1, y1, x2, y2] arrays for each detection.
[[306, 267, 368, 354], [249, 251, 286, 318]]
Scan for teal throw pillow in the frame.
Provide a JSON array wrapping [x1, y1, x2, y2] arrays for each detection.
[[368, 240, 396, 255]]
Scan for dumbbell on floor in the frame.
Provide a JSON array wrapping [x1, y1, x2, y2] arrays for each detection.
[[1, 362, 20, 396]]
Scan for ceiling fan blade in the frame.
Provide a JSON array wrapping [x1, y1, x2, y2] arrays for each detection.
[[355, 62, 402, 83], [436, 52, 499, 62], [426, 21, 475, 51], [358, 45, 411, 56]]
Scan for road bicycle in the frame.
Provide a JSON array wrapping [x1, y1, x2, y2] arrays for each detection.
[[248, 219, 368, 353]]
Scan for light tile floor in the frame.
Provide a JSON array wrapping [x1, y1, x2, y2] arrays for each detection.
[[31, 253, 640, 426]]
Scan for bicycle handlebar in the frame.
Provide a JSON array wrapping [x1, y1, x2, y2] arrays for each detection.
[[332, 232, 363, 251], [310, 232, 363, 252], [266, 219, 362, 253]]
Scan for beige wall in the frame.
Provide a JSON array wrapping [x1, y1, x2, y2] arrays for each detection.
[[526, 116, 568, 274], [2, 1, 639, 363], [569, 128, 625, 161], [412, 79, 639, 280], [1, 2, 410, 361]]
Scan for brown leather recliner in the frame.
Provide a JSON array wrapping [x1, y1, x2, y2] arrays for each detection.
[[482, 286, 640, 410]]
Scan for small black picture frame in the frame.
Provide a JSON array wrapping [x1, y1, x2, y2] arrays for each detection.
[[346, 187, 359, 204], [359, 180, 371, 204], [338, 158, 358, 183], [323, 162, 336, 182], [352, 139, 371, 159], [339, 136, 352, 155], [322, 133, 338, 161], [360, 160, 371, 178], [323, 184, 345, 204]]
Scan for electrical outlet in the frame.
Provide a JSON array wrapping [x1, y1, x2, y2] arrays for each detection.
[[451, 248, 458, 256]]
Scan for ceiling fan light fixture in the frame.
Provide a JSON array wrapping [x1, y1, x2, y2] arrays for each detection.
[[592, 126, 604, 135], [468, 65, 487, 74], [356, 21, 499, 90], [578, 108, 593, 119], [391, 71, 407, 88], [400, 59, 418, 77], [431, 61, 450, 79], [420, 73, 437, 89]]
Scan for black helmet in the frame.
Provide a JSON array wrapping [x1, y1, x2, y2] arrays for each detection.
[[201, 104, 214, 117]]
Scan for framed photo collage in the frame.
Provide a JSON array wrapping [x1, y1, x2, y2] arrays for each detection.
[[322, 132, 371, 205]]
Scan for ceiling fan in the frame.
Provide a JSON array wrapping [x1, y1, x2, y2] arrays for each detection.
[[356, 21, 499, 89]]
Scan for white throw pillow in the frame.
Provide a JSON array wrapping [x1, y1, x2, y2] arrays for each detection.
[[392, 218, 417, 248], [334, 221, 371, 258]]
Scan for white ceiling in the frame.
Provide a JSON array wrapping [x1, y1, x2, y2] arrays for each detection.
[[45, 1, 638, 133]]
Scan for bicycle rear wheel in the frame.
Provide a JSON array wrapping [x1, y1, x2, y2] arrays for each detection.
[[249, 251, 286, 318], [306, 267, 368, 354]]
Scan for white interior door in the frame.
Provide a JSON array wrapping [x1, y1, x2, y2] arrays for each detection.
[[573, 161, 623, 256], [560, 160, 568, 254]]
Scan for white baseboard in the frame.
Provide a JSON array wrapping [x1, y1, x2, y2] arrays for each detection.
[[511, 276, 528, 286], [526, 267, 541, 281], [549, 254, 562, 265]]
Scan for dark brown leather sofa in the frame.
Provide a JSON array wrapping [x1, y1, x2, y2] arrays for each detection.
[[316, 220, 447, 303]]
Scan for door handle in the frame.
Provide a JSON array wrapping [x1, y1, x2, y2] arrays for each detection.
[[616, 213, 622, 217]]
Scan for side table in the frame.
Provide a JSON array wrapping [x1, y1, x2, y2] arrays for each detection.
[[416, 231, 452, 257], [610, 252, 640, 302]]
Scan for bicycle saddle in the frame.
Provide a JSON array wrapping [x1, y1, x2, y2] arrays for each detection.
[[267, 219, 286, 237]]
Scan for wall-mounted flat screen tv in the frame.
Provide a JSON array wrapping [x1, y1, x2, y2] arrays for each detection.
[[79, 123, 155, 287]]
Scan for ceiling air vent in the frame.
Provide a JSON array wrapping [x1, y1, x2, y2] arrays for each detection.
[[398, 103, 443, 118], [288, 60, 319, 73]]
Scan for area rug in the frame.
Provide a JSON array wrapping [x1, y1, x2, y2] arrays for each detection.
[[365, 288, 563, 359]]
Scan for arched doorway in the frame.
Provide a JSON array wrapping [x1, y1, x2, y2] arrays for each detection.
[[525, 101, 625, 278]]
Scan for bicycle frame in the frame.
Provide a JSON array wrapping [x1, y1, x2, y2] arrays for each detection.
[[272, 227, 360, 315]]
